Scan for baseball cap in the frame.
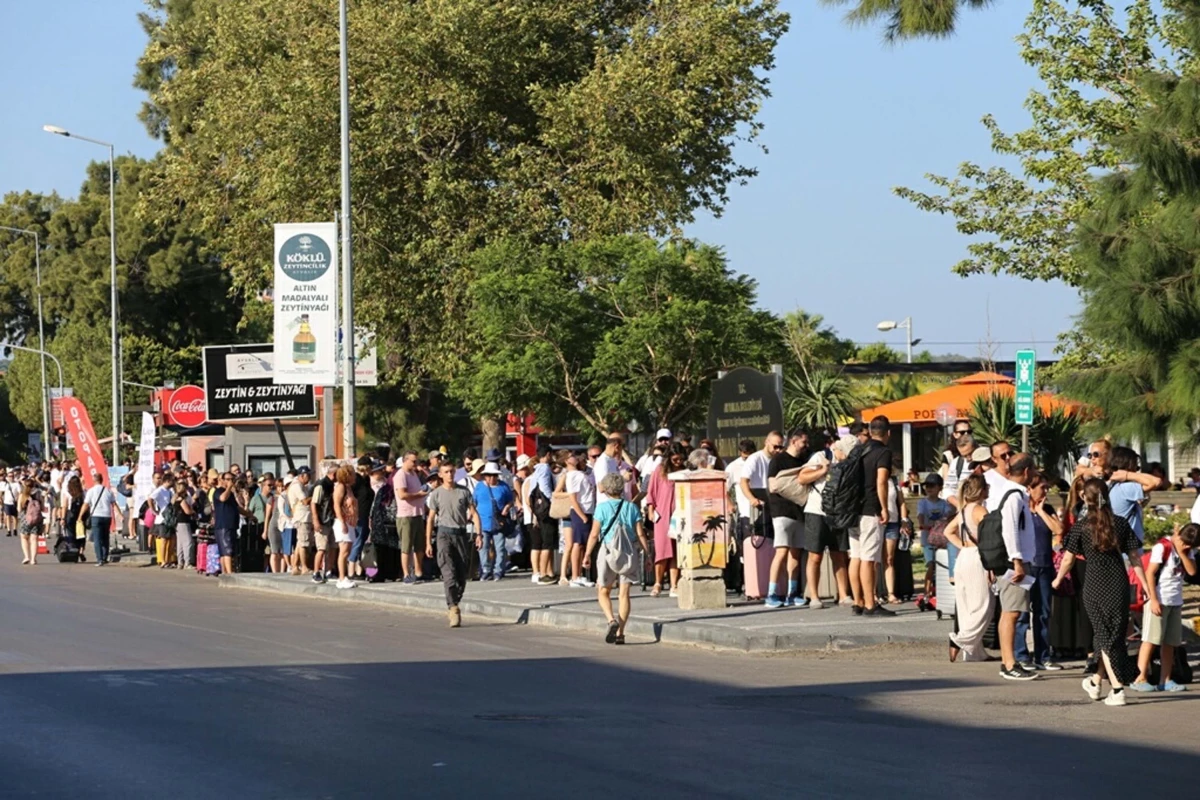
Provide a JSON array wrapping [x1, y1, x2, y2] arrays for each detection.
[[970, 447, 993, 465], [655, 428, 672, 440], [296, 466, 312, 476], [922, 473, 943, 486]]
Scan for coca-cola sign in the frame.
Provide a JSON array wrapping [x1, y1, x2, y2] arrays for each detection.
[[166, 385, 207, 428]]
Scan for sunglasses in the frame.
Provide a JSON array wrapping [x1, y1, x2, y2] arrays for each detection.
[[996, 452, 1013, 460], [1088, 451, 1103, 459], [953, 428, 971, 435], [769, 445, 784, 452]]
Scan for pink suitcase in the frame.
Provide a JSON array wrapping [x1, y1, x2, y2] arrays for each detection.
[[742, 520, 774, 600], [196, 540, 209, 574]]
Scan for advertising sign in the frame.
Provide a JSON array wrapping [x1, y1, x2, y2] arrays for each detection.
[[203, 344, 316, 422], [335, 327, 379, 387], [273, 222, 338, 385], [56, 396, 108, 487], [134, 412, 156, 512], [165, 384, 208, 428]]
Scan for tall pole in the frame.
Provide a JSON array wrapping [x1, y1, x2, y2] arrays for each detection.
[[0, 227, 50, 457], [338, 0, 356, 457], [109, 144, 120, 467], [905, 316, 913, 364]]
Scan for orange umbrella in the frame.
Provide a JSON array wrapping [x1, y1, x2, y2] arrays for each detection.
[[859, 372, 1079, 425]]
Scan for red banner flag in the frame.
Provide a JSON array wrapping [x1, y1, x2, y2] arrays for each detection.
[[55, 397, 109, 488]]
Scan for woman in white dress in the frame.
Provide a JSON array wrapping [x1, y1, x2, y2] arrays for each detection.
[[943, 475, 995, 663]]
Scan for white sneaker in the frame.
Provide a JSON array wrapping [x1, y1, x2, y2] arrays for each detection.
[[668, 589, 679, 598], [335, 578, 357, 590], [1082, 677, 1101, 702], [531, 573, 541, 584], [1103, 689, 1127, 707], [569, 577, 587, 588], [580, 578, 596, 588]]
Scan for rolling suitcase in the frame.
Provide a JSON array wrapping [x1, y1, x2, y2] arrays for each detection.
[[54, 534, 80, 563], [934, 548, 956, 620], [206, 540, 221, 575], [877, 543, 916, 601], [742, 523, 774, 600]]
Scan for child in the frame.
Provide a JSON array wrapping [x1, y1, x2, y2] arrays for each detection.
[[917, 474, 952, 596], [1131, 523, 1198, 692]]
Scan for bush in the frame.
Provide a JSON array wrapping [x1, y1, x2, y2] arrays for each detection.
[[1142, 512, 1190, 548]]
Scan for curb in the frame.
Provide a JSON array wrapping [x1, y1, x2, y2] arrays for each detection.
[[218, 574, 936, 653]]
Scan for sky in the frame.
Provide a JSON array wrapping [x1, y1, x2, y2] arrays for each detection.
[[0, 0, 1081, 363]]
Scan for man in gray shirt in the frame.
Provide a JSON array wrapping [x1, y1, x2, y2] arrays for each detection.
[[425, 464, 482, 628]]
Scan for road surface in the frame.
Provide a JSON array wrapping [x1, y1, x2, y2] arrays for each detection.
[[2, 544, 1197, 798]]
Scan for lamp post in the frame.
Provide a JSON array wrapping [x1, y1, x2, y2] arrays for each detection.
[[876, 317, 921, 364], [338, 0, 357, 457], [43, 124, 120, 467], [0, 226, 50, 458]]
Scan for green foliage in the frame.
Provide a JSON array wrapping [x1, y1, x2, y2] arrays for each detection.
[[821, 0, 991, 42], [140, 0, 790, 393], [782, 310, 857, 368], [1062, 3, 1200, 443], [967, 392, 1082, 479], [452, 235, 782, 435], [1143, 512, 1189, 548], [895, 0, 1181, 284], [851, 342, 902, 364], [784, 369, 860, 432]]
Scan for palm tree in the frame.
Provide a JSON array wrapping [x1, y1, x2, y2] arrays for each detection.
[[821, 0, 993, 42], [785, 369, 860, 433], [967, 392, 1020, 450], [968, 392, 1082, 480]]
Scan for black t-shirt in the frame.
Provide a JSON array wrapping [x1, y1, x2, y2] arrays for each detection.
[[859, 440, 892, 517], [767, 451, 805, 520], [352, 473, 374, 526]]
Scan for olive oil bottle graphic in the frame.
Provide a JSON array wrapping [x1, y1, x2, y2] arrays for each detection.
[[293, 315, 317, 365]]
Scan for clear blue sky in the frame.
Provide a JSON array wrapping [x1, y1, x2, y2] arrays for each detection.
[[0, 0, 1079, 362]]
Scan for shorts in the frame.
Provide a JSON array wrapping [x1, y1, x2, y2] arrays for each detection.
[[596, 543, 635, 588], [568, 510, 592, 544], [333, 519, 354, 545], [314, 522, 332, 552], [295, 521, 315, 549], [850, 516, 883, 563], [4, 503, 16, 518], [804, 514, 848, 553], [398, 516, 424, 554], [884, 522, 901, 541], [1142, 603, 1183, 647], [280, 527, 296, 556], [214, 527, 236, 558], [918, 531, 937, 565], [998, 579, 1030, 613], [771, 516, 804, 549], [530, 518, 559, 551]]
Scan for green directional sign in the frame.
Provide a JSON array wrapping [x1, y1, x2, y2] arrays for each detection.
[[1015, 350, 1036, 426]]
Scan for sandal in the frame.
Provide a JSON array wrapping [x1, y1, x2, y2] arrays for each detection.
[[887, 596, 901, 605], [605, 619, 620, 644], [949, 639, 961, 664], [650, 585, 662, 598]]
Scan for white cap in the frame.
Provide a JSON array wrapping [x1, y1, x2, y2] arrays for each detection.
[[482, 462, 502, 476], [655, 428, 672, 440]]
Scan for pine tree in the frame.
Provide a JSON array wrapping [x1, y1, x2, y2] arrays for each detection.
[[1064, 4, 1200, 441]]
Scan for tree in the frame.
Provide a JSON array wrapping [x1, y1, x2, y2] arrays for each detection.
[[139, 0, 790, 394], [821, 0, 991, 42], [967, 392, 1081, 478], [781, 308, 860, 431], [452, 235, 782, 436], [1061, 3, 1200, 443], [895, 0, 1175, 285], [850, 342, 902, 364]]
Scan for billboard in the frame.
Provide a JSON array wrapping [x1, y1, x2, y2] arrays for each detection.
[[203, 344, 316, 422], [273, 222, 338, 385]]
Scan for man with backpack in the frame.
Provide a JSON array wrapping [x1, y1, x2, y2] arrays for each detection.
[[979, 452, 1038, 681], [848, 416, 895, 617], [312, 464, 338, 583], [528, 445, 558, 585]]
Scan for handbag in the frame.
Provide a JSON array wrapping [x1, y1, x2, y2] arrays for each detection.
[[926, 519, 948, 550], [767, 467, 809, 507], [1052, 549, 1074, 596], [549, 491, 573, 520], [601, 500, 637, 576]]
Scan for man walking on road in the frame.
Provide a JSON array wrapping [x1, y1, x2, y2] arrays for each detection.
[[851, 416, 895, 617], [81, 474, 116, 566], [427, 463, 482, 627], [988, 452, 1039, 681]]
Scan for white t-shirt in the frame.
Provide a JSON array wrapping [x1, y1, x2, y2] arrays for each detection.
[[2, 481, 15, 505], [635, 452, 662, 477], [565, 469, 596, 515], [942, 450, 973, 502], [802, 452, 829, 516], [886, 477, 900, 520], [84, 485, 116, 518], [593, 453, 622, 488], [742, 451, 770, 492], [1150, 542, 1194, 607], [725, 456, 751, 519], [521, 477, 534, 526]]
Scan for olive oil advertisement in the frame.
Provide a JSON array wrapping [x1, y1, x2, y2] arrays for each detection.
[[273, 222, 338, 385]]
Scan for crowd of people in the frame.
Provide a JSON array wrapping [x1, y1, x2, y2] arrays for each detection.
[[7, 420, 1198, 685]]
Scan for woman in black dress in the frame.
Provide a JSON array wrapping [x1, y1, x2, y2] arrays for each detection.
[[1052, 479, 1149, 706]]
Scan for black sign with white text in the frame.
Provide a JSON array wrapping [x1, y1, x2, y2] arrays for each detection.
[[202, 344, 316, 421]]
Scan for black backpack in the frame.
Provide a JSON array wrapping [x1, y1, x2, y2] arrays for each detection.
[[977, 488, 1025, 572], [315, 481, 335, 526], [161, 497, 179, 530], [823, 443, 869, 531], [529, 484, 551, 523]]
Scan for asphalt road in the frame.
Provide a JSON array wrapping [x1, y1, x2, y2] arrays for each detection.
[[2, 542, 1198, 799]]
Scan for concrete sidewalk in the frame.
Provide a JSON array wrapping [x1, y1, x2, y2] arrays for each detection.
[[220, 571, 953, 653]]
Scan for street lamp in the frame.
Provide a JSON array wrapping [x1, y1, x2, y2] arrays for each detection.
[[0, 226, 50, 457], [44, 124, 121, 467], [876, 317, 921, 364]]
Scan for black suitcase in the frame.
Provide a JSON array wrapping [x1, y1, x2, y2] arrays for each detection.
[[876, 543, 916, 601], [53, 535, 80, 563], [237, 523, 266, 573]]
